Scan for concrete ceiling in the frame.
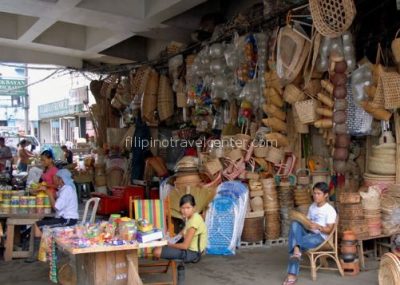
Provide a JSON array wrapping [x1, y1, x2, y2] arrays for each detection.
[[0, 0, 209, 68]]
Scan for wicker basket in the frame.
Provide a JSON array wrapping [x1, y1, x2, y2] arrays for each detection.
[[309, 0, 356, 38], [392, 29, 400, 64], [254, 146, 269, 158], [292, 107, 309, 134], [294, 99, 319, 124], [379, 253, 400, 285], [130, 66, 151, 96], [263, 103, 286, 121], [241, 217, 265, 242], [289, 210, 312, 230], [381, 71, 400, 109], [283, 84, 306, 104], [265, 147, 284, 164], [142, 69, 159, 123], [157, 75, 174, 121], [339, 193, 361, 204], [262, 117, 287, 133]]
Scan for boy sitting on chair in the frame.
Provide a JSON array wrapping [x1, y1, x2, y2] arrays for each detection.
[[26, 169, 79, 262], [283, 182, 337, 285]]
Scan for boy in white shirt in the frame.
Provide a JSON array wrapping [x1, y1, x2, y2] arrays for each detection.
[[283, 182, 337, 285], [26, 169, 79, 263]]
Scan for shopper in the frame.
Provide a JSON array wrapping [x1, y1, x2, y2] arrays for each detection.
[[17, 139, 35, 171], [39, 150, 59, 199], [61, 145, 73, 164], [283, 182, 337, 285], [0, 137, 12, 170], [153, 194, 207, 284], [27, 169, 78, 263]]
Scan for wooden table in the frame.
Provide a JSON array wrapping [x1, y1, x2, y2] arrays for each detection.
[[56, 238, 167, 285], [0, 212, 54, 261], [357, 234, 392, 270]]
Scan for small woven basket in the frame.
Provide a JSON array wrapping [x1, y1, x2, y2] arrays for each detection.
[[265, 147, 284, 164], [294, 99, 319, 124], [379, 253, 400, 285], [392, 29, 400, 64], [283, 84, 306, 104], [309, 0, 356, 38], [292, 107, 309, 134], [241, 217, 265, 242], [289, 210, 312, 230]]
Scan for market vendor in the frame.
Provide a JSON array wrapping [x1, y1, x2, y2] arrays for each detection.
[[153, 194, 207, 280], [17, 139, 35, 172], [61, 145, 73, 164], [27, 169, 79, 263], [38, 150, 59, 199], [283, 182, 337, 285], [0, 137, 12, 169]]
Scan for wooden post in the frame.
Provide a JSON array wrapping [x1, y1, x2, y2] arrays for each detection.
[[4, 222, 14, 261], [395, 111, 400, 184]]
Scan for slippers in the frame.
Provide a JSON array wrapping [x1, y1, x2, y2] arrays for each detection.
[[289, 252, 302, 261], [283, 277, 297, 285]]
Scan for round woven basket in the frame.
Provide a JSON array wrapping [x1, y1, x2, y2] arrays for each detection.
[[379, 253, 400, 285], [294, 99, 319, 124], [368, 156, 396, 175], [284, 84, 306, 104], [309, 0, 356, 38], [241, 217, 265, 242], [265, 147, 284, 164]]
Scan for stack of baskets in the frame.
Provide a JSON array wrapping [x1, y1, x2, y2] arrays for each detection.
[[294, 186, 312, 215], [338, 191, 368, 239], [262, 178, 281, 240], [368, 143, 396, 176], [381, 195, 400, 235], [360, 186, 382, 237], [278, 181, 294, 237], [157, 75, 174, 121]]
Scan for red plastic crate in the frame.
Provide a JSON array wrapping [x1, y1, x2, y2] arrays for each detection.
[[92, 193, 124, 215], [149, 187, 160, 200], [123, 185, 145, 210], [111, 186, 125, 198]]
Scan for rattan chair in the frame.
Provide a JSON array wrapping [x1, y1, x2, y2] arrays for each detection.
[[302, 218, 344, 281]]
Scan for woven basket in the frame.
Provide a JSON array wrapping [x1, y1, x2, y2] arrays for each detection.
[[204, 158, 223, 177], [295, 99, 319, 124], [292, 107, 309, 134], [254, 146, 269, 158], [392, 29, 400, 64], [241, 217, 265, 242], [263, 103, 286, 121], [264, 87, 284, 107], [157, 75, 174, 121], [265, 147, 284, 164], [283, 84, 306, 104], [265, 132, 289, 147], [262, 117, 287, 133], [368, 156, 396, 175], [339, 193, 361, 204], [131, 66, 151, 96], [379, 253, 400, 285], [142, 69, 159, 123], [289, 210, 312, 230], [309, 0, 356, 38], [381, 71, 400, 109]]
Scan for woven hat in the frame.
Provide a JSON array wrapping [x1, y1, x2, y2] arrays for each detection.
[[309, 0, 356, 38]]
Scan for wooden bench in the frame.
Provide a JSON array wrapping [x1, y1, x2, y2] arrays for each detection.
[[357, 234, 392, 270]]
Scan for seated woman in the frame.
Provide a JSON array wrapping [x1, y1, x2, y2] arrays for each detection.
[[26, 169, 79, 262], [153, 194, 207, 279], [283, 182, 337, 285]]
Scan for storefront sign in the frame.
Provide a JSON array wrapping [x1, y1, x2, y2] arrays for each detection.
[[69, 86, 88, 106], [0, 78, 27, 96], [38, 99, 84, 119]]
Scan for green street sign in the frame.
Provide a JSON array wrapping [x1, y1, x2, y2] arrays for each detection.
[[0, 78, 27, 96]]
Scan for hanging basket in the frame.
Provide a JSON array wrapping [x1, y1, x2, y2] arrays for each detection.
[[294, 99, 319, 124], [157, 75, 174, 121], [392, 29, 400, 64], [283, 84, 306, 104], [309, 0, 356, 38], [265, 147, 284, 164]]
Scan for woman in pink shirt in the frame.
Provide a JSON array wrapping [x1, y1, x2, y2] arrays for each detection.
[[40, 150, 58, 199]]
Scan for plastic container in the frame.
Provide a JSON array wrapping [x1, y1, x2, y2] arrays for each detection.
[[19, 205, 29, 215], [36, 206, 45, 214], [36, 192, 48, 207], [20, 196, 29, 207], [2, 199, 10, 206], [2, 204, 10, 214], [11, 196, 20, 206], [11, 205, 19, 214], [3, 191, 12, 200], [44, 206, 52, 214], [27, 197, 36, 207]]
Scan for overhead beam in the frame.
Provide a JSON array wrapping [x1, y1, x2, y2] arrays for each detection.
[[0, 45, 82, 68]]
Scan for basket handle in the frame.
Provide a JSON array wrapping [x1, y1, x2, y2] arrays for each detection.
[[395, 29, 400, 39], [241, 119, 249, 135], [296, 168, 310, 176], [375, 43, 387, 66]]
